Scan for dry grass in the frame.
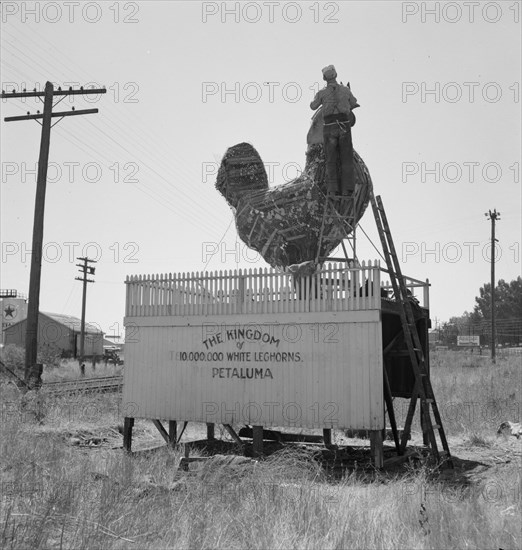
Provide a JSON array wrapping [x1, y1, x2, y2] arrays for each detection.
[[1, 350, 520, 549], [389, 352, 521, 441], [429, 351, 521, 436], [0, 346, 123, 384], [42, 359, 123, 383]]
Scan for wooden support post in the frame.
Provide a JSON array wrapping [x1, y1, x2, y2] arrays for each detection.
[[252, 425, 264, 456], [79, 263, 88, 365], [383, 362, 401, 455], [370, 430, 383, 469], [401, 380, 420, 453], [421, 319, 430, 447], [76, 257, 96, 371], [181, 444, 190, 471], [323, 428, 332, 447], [421, 407, 430, 446], [423, 278, 430, 309], [1, 83, 106, 389], [123, 417, 134, 452], [207, 423, 215, 440], [168, 421, 177, 448], [24, 81, 54, 387]]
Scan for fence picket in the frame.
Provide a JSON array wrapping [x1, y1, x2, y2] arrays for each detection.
[[124, 263, 428, 319]]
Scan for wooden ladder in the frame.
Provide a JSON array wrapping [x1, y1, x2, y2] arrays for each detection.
[[370, 192, 453, 467]]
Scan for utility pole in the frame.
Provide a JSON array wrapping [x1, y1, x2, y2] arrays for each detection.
[[75, 257, 96, 377], [1, 82, 106, 388], [485, 209, 500, 364]]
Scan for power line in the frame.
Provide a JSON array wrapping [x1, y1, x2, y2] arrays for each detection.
[[1, 28, 226, 230]]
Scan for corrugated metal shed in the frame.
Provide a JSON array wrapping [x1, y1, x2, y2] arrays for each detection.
[[41, 312, 101, 334], [4, 312, 104, 356]]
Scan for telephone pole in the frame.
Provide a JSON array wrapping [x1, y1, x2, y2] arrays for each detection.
[[1, 82, 106, 388], [75, 257, 96, 377], [485, 209, 500, 364]]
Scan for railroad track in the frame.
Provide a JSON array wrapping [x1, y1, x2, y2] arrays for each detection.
[[43, 375, 123, 394]]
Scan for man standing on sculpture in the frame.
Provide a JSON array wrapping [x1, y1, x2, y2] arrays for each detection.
[[310, 65, 359, 197]]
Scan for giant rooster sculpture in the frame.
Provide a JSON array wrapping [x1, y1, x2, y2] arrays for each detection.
[[216, 107, 373, 270]]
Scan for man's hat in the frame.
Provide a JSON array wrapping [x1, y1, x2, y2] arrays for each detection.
[[322, 65, 337, 80]]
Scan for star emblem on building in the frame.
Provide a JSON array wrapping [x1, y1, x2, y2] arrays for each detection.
[[4, 305, 16, 318]]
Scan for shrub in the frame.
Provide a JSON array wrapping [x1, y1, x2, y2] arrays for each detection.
[[0, 344, 25, 379]]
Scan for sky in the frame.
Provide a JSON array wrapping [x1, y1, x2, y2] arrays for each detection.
[[0, 0, 521, 337]]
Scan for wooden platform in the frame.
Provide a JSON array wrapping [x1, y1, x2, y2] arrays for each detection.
[[122, 262, 432, 468]]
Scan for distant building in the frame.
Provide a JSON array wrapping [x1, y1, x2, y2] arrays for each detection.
[[1, 289, 28, 344], [4, 312, 104, 357], [103, 336, 125, 359], [428, 329, 440, 346]]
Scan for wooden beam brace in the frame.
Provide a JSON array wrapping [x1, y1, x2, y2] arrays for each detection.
[[152, 419, 170, 444], [238, 427, 323, 443], [223, 424, 243, 445], [285, 233, 307, 242], [383, 448, 417, 468], [178, 457, 210, 471], [279, 224, 306, 234], [383, 331, 403, 356]]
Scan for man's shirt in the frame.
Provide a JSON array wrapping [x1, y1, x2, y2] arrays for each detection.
[[310, 80, 358, 116]]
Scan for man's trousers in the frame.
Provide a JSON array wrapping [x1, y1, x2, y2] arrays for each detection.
[[323, 118, 354, 196]]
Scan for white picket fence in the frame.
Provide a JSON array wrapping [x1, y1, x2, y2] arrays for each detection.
[[125, 261, 429, 317]]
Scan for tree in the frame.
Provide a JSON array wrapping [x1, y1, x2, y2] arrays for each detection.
[[473, 277, 522, 319], [448, 312, 475, 331], [439, 312, 473, 347], [440, 321, 459, 347], [441, 277, 522, 347], [472, 277, 522, 345]]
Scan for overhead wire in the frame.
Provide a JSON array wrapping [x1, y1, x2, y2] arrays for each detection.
[[2, 23, 221, 194], [81, 116, 224, 226], [203, 216, 234, 271], [0, 61, 225, 236], [1, 26, 227, 232], [0, 64, 221, 235]]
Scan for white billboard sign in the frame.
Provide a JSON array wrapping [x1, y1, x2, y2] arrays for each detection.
[[457, 335, 480, 346], [123, 312, 384, 430]]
